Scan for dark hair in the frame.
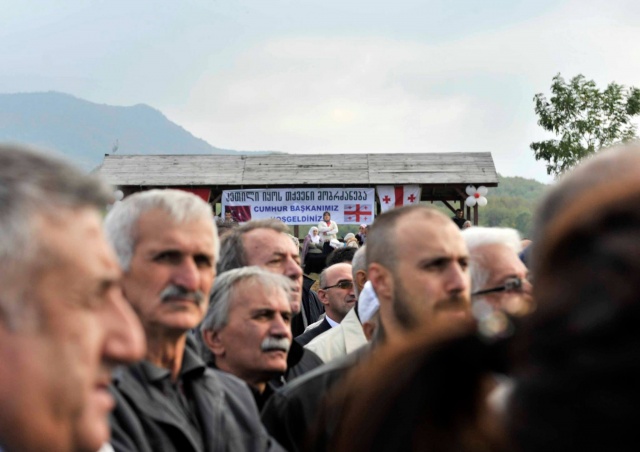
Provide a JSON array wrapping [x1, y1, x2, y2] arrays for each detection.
[[325, 247, 357, 267], [509, 176, 640, 451], [316, 318, 506, 452]]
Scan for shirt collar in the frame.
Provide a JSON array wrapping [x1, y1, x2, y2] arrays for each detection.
[[325, 315, 339, 328]]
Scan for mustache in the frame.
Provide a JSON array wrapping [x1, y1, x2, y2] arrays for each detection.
[[260, 337, 291, 353], [160, 285, 205, 304], [436, 294, 471, 310]]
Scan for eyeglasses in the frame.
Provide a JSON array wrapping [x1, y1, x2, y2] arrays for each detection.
[[322, 280, 354, 290], [472, 277, 526, 297]]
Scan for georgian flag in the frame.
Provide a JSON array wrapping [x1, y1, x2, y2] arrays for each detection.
[[344, 204, 373, 223], [376, 185, 422, 213]]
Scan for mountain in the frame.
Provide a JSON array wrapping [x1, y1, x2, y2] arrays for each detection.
[[0, 91, 240, 170]]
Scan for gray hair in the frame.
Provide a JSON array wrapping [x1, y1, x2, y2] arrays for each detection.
[[351, 245, 367, 298], [217, 219, 289, 274], [104, 189, 218, 270], [318, 267, 330, 290], [0, 144, 112, 329], [199, 266, 291, 364], [462, 227, 522, 293]]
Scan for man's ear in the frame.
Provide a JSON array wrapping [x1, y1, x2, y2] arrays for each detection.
[[367, 263, 392, 301], [202, 329, 225, 358], [317, 289, 330, 307], [355, 270, 368, 294]]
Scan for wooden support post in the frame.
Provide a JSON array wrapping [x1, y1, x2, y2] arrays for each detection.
[[473, 204, 478, 225], [293, 225, 300, 240]]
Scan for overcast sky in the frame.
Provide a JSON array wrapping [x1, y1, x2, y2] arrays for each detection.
[[3, 0, 640, 184]]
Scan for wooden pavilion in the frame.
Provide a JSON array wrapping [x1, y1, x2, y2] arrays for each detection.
[[97, 152, 498, 234]]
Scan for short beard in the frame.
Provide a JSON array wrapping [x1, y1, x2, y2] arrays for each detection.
[[392, 281, 420, 331], [392, 278, 470, 332]]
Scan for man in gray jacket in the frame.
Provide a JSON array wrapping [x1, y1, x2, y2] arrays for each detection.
[[105, 189, 281, 452]]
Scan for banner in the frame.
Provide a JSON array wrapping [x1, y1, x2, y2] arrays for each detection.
[[377, 185, 422, 213], [222, 188, 375, 224]]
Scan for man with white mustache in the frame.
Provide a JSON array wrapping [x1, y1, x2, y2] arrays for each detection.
[[201, 267, 294, 409], [105, 189, 280, 452]]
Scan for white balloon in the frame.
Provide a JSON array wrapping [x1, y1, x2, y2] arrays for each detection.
[[477, 196, 488, 206], [114, 190, 124, 201], [465, 185, 476, 196], [477, 186, 488, 196], [465, 196, 477, 207]]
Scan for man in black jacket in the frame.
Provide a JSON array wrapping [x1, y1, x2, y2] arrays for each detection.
[[105, 190, 281, 452], [262, 205, 472, 451]]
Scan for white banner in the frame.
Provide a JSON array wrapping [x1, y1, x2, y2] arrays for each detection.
[[222, 188, 376, 224]]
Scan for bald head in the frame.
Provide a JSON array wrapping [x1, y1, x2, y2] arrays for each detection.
[[366, 205, 451, 270]]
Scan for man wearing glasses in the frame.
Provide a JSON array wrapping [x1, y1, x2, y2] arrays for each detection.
[[295, 263, 356, 346], [462, 227, 533, 325]]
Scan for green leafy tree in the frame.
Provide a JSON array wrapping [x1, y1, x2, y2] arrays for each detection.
[[531, 73, 640, 177]]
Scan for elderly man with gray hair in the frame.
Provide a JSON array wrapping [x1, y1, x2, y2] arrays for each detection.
[[0, 145, 146, 452], [213, 219, 323, 383], [105, 189, 281, 452], [201, 267, 293, 410], [462, 227, 533, 322]]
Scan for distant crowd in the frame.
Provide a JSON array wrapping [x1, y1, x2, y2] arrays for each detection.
[[0, 141, 637, 451]]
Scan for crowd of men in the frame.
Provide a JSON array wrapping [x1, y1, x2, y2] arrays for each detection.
[[0, 141, 638, 451]]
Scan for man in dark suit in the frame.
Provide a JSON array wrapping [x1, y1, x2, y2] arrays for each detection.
[[295, 263, 355, 346]]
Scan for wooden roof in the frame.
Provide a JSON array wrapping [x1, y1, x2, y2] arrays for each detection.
[[97, 152, 498, 187]]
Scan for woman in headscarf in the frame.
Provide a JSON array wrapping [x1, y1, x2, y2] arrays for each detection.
[[301, 226, 323, 267], [343, 232, 359, 248]]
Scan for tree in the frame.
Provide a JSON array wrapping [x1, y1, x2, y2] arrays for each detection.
[[530, 73, 640, 177]]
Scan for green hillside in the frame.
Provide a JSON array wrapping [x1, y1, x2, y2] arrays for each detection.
[[432, 174, 549, 238]]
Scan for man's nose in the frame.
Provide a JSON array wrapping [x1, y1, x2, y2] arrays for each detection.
[[271, 314, 292, 339], [172, 257, 200, 291], [284, 256, 303, 280], [447, 262, 470, 294], [104, 291, 146, 364]]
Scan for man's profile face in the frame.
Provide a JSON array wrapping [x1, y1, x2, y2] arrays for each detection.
[[2, 208, 145, 451], [122, 208, 217, 333], [318, 263, 356, 322], [208, 283, 292, 385], [242, 228, 303, 314], [391, 212, 471, 330], [474, 243, 532, 315]]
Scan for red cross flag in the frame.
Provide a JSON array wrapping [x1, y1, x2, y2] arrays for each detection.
[[344, 204, 373, 223], [376, 185, 422, 213]]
